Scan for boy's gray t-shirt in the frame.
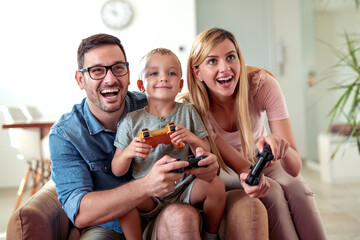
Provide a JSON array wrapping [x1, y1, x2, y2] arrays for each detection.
[[114, 102, 208, 198]]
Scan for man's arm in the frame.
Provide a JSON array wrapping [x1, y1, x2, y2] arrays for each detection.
[[75, 156, 190, 228]]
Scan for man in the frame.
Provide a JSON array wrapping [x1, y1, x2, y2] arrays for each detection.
[[49, 33, 219, 239]]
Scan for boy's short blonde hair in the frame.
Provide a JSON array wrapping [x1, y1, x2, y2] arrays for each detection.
[[138, 48, 183, 80]]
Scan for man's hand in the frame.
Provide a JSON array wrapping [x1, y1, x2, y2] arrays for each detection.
[[142, 155, 189, 198], [239, 173, 270, 198], [184, 147, 219, 182]]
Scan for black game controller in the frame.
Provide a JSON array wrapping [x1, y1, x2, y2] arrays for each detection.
[[245, 145, 274, 186], [172, 155, 208, 173]]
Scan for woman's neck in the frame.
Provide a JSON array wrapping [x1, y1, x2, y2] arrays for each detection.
[[209, 91, 235, 112], [209, 94, 238, 132]]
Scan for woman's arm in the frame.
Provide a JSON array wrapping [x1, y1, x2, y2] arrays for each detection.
[[252, 70, 302, 177], [259, 118, 302, 177], [215, 136, 251, 174]]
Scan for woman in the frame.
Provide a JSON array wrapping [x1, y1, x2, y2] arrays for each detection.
[[186, 28, 326, 239]]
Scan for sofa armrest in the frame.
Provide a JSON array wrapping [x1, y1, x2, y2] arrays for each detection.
[[7, 179, 79, 240]]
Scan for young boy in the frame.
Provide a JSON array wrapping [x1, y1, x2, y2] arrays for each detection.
[[111, 48, 225, 240]]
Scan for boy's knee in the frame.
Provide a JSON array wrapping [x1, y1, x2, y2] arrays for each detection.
[[208, 176, 226, 197]]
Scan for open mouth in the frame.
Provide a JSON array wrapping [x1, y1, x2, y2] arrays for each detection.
[[100, 89, 119, 99], [217, 76, 233, 86]]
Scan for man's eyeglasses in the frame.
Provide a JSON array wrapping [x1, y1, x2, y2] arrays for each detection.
[[79, 62, 129, 80]]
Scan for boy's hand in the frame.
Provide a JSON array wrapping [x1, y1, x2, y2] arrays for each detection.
[[170, 124, 197, 145], [123, 137, 152, 159]]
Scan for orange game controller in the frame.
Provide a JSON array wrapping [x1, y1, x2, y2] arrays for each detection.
[[138, 122, 185, 149]]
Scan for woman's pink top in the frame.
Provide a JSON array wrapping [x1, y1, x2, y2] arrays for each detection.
[[204, 70, 289, 154]]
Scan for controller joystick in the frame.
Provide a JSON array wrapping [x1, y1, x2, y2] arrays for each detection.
[[172, 155, 208, 173], [245, 145, 274, 186]]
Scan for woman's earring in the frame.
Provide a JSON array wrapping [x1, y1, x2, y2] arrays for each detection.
[[199, 79, 203, 82]]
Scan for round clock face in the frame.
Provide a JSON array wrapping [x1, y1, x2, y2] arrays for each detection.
[[101, 0, 134, 29]]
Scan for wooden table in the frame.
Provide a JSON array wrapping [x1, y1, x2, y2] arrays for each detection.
[[2, 119, 55, 210], [2, 120, 54, 138]]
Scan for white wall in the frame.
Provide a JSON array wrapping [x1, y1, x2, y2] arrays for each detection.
[[271, 0, 307, 158], [0, 0, 196, 187], [196, 0, 275, 71]]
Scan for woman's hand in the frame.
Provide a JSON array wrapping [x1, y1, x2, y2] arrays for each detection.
[[256, 134, 289, 166], [239, 173, 270, 198]]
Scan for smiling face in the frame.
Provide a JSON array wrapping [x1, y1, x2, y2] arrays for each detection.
[[75, 44, 130, 116], [192, 39, 240, 101], [138, 52, 183, 102]]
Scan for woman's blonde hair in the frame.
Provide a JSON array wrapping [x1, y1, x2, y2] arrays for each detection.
[[186, 28, 255, 170]]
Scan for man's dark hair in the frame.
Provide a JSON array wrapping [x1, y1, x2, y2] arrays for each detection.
[[77, 33, 127, 69]]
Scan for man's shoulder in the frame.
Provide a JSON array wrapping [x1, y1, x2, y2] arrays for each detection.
[[125, 91, 148, 113], [51, 99, 86, 132], [127, 91, 147, 103], [126, 106, 145, 117]]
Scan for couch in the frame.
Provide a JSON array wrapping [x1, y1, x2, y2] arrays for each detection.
[[7, 180, 268, 239], [7, 180, 80, 240]]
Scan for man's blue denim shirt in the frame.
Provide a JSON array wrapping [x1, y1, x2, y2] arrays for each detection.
[[49, 91, 147, 234]]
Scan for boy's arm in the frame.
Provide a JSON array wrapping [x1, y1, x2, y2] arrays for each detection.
[[189, 137, 210, 154], [112, 137, 152, 177], [111, 148, 132, 177]]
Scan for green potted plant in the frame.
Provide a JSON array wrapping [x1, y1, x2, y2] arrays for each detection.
[[319, 2, 360, 157]]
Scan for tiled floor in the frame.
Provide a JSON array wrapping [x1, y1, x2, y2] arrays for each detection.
[[301, 166, 360, 240], [0, 165, 360, 239]]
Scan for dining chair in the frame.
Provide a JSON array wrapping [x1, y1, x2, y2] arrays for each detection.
[[0, 105, 48, 210], [18, 104, 51, 160], [18, 104, 42, 120]]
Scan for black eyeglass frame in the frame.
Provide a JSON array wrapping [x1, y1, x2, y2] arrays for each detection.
[[79, 62, 129, 80]]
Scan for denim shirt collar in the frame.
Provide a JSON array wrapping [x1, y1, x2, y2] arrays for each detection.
[[83, 96, 133, 135]]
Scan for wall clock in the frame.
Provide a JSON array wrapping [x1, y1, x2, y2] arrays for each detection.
[[101, 0, 134, 30]]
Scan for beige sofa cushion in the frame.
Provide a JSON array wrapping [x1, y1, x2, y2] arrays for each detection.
[[7, 179, 79, 240]]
